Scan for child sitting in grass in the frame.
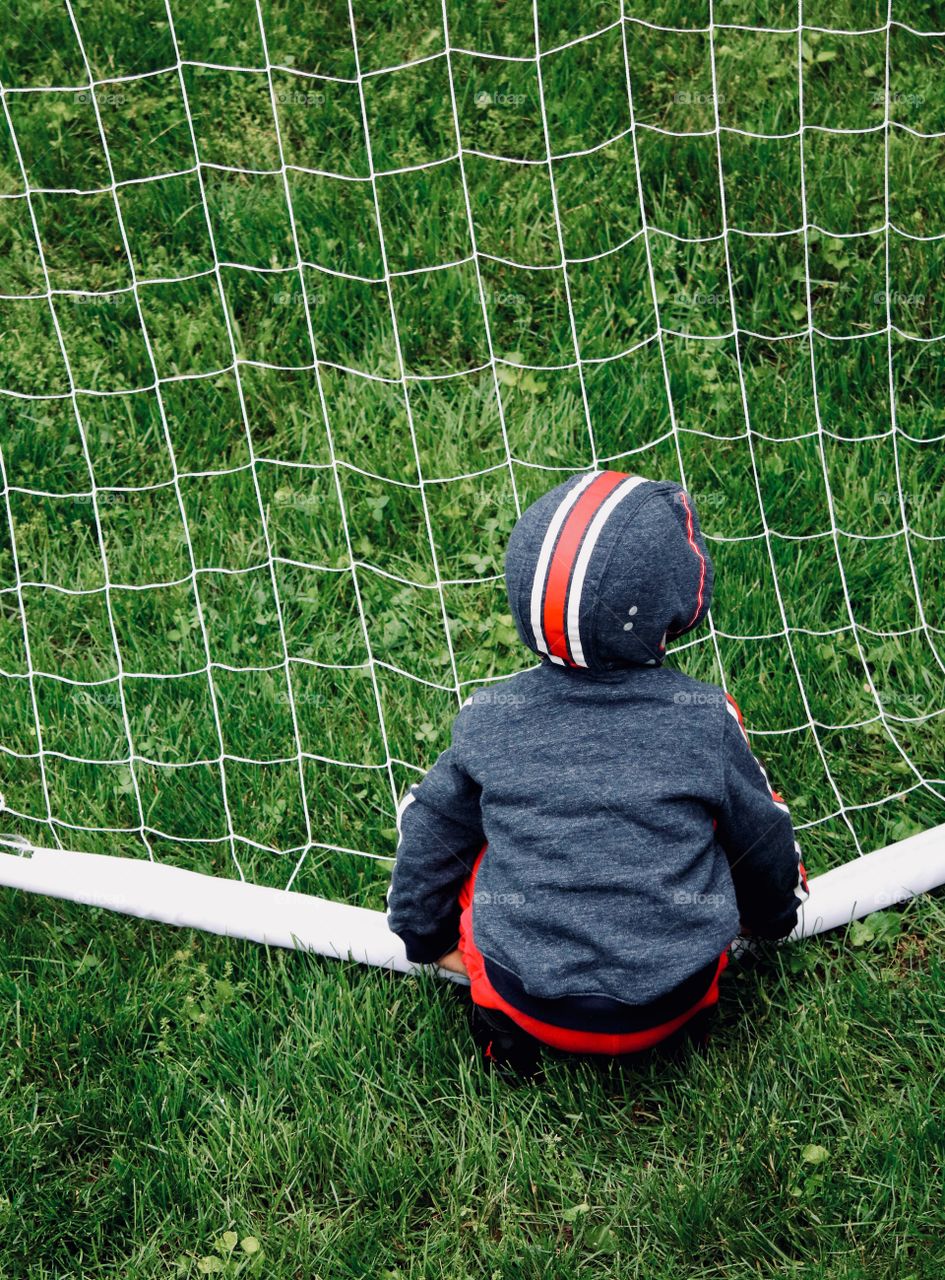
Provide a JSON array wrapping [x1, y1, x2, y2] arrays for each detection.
[[386, 471, 809, 1077]]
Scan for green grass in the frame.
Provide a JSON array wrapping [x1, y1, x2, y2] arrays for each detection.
[[3, 892, 945, 1277], [1, 0, 945, 1274]]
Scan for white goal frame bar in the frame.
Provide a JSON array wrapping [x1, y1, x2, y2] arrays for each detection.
[[1, 824, 943, 980]]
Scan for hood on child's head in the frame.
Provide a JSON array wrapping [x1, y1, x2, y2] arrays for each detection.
[[503, 471, 714, 672]]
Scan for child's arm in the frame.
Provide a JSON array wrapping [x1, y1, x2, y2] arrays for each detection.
[[714, 694, 810, 940], [386, 739, 485, 965]]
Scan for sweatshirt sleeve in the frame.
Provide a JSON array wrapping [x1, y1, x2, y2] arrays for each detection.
[[385, 729, 485, 965], [714, 694, 810, 940]]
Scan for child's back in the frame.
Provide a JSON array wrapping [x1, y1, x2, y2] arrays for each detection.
[[387, 472, 808, 1052]]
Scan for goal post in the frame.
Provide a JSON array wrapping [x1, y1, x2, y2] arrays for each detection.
[[1, 1, 944, 964], [2, 822, 945, 966]]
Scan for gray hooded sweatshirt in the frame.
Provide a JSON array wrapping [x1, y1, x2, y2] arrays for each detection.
[[386, 471, 809, 1012]]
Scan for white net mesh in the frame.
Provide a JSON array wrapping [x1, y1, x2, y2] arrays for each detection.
[[0, 1, 943, 914]]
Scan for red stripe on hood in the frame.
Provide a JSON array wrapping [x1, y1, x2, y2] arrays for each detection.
[[542, 471, 629, 665], [669, 490, 707, 637]]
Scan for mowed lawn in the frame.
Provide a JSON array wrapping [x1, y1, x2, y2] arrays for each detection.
[[1, 0, 944, 1275]]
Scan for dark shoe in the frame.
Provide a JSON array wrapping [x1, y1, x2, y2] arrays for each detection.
[[657, 1006, 715, 1060], [469, 1004, 543, 1081]]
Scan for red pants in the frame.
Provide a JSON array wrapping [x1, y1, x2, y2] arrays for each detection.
[[457, 845, 729, 1056]]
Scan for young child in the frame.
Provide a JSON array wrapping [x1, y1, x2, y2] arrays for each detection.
[[386, 471, 809, 1075]]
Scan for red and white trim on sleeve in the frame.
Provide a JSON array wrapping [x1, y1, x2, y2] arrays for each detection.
[[725, 693, 809, 901], [528, 471, 646, 668]]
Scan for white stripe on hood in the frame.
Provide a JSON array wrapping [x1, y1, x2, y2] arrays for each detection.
[[528, 471, 597, 665], [566, 475, 646, 666]]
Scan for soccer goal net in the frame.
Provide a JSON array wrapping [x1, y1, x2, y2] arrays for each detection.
[[0, 1, 943, 968]]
